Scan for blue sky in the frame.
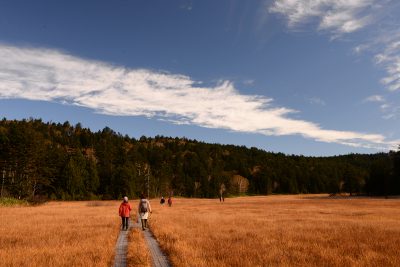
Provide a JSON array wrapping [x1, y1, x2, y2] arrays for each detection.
[[0, 0, 399, 156]]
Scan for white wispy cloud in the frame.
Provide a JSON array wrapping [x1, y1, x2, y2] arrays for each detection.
[[380, 104, 400, 120], [243, 79, 255, 86], [362, 95, 400, 120], [375, 37, 400, 92], [363, 95, 385, 103], [0, 44, 397, 149], [269, 0, 400, 112], [308, 97, 326, 106], [179, 0, 193, 11], [269, 0, 378, 35]]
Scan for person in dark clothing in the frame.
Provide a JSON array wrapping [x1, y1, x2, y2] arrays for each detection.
[[160, 196, 165, 205], [167, 196, 172, 207], [219, 188, 225, 202]]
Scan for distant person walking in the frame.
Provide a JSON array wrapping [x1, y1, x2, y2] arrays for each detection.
[[167, 196, 172, 207], [160, 196, 165, 205], [119, 196, 132, 231], [138, 194, 152, 231], [219, 185, 225, 203]]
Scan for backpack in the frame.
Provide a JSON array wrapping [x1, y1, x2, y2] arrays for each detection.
[[140, 199, 148, 213]]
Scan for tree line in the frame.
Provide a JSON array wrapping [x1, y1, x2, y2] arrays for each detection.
[[0, 118, 399, 201]]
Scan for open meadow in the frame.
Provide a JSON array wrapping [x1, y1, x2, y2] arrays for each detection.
[[0, 201, 121, 267], [1, 196, 399, 267], [149, 195, 400, 267]]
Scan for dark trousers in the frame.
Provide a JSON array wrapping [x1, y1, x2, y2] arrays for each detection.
[[121, 217, 129, 229], [141, 219, 148, 230]]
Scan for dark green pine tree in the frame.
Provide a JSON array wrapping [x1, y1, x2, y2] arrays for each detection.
[[64, 151, 88, 200]]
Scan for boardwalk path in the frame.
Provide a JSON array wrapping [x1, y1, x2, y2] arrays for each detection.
[[113, 218, 133, 267], [114, 217, 171, 267]]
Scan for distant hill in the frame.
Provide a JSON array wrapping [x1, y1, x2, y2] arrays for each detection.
[[0, 118, 399, 200]]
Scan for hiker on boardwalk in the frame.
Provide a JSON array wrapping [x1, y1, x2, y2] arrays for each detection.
[[138, 194, 152, 231], [219, 185, 225, 203], [167, 196, 172, 207], [119, 196, 132, 231], [160, 196, 165, 205]]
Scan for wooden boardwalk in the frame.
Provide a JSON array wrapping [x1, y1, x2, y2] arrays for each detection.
[[113, 219, 133, 267], [113, 217, 171, 267], [142, 226, 171, 267]]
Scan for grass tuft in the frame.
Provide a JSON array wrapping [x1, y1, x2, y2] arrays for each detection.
[[0, 197, 29, 206], [86, 201, 114, 207], [127, 227, 152, 267]]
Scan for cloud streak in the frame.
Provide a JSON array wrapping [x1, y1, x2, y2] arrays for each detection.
[[269, 0, 400, 118], [363, 95, 385, 103], [363, 95, 400, 120], [308, 97, 326, 106], [269, 0, 378, 35], [375, 36, 400, 92], [0, 44, 397, 149]]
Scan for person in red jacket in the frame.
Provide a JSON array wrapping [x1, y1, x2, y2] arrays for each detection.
[[119, 196, 132, 230], [167, 196, 172, 207]]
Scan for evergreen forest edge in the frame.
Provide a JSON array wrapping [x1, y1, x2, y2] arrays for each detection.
[[1, 118, 399, 201]]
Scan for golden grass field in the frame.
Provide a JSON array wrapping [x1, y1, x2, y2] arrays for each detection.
[[127, 227, 151, 267], [0, 201, 121, 267], [149, 195, 400, 267], [1, 196, 399, 267]]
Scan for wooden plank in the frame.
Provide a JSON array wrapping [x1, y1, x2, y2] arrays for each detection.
[[136, 217, 171, 267], [113, 218, 132, 267]]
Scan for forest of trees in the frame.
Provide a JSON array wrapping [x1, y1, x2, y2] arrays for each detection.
[[0, 118, 399, 201]]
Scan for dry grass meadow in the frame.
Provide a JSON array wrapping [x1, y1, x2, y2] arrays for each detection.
[[1, 196, 399, 267], [127, 227, 152, 267], [0, 201, 121, 267], [149, 195, 400, 267]]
